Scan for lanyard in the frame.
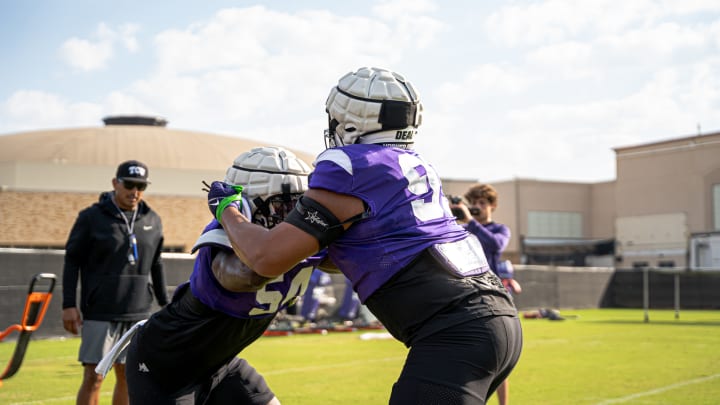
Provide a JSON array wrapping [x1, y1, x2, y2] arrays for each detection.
[[111, 195, 139, 265]]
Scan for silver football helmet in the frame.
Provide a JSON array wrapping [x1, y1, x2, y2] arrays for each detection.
[[224, 146, 312, 229], [324, 66, 422, 149]]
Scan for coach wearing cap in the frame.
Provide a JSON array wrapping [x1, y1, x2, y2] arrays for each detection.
[[62, 160, 169, 405]]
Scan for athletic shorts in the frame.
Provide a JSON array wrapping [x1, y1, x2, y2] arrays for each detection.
[[126, 354, 276, 405], [79, 320, 135, 365], [389, 315, 523, 405]]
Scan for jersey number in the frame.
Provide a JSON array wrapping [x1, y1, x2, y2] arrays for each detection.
[[249, 265, 314, 316], [398, 154, 449, 222]]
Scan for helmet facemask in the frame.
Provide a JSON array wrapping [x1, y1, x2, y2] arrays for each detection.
[[250, 185, 301, 229], [224, 146, 311, 230]]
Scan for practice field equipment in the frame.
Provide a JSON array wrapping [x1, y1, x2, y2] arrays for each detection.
[[96, 319, 147, 378], [0, 273, 56, 386]]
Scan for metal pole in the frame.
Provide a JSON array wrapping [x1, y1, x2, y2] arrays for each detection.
[[643, 268, 649, 323], [674, 272, 680, 320]]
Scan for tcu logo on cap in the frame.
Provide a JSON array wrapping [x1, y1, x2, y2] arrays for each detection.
[[128, 166, 147, 177]]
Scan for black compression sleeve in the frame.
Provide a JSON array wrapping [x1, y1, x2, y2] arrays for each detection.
[[284, 196, 345, 248]]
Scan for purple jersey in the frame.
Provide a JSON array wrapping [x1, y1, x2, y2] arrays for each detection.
[[189, 220, 323, 319], [464, 220, 510, 275], [310, 144, 470, 301]]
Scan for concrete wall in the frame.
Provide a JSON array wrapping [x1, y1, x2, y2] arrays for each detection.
[[3, 250, 719, 341], [0, 249, 194, 339], [511, 265, 615, 310]]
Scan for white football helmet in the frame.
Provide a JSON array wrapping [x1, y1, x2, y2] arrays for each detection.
[[224, 146, 312, 229], [324, 66, 422, 149]]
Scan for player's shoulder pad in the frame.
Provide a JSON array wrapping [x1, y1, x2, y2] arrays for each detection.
[[314, 148, 353, 176], [191, 228, 232, 253]]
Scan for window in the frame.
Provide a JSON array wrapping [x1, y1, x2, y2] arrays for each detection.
[[527, 211, 582, 238]]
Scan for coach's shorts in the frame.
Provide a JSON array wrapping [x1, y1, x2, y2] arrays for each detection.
[[79, 320, 134, 365]]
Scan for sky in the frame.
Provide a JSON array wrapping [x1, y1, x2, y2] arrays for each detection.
[[2, 0, 720, 183]]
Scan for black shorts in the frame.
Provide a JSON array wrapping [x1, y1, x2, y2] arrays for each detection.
[[389, 315, 523, 405], [125, 284, 275, 404], [126, 355, 275, 405]]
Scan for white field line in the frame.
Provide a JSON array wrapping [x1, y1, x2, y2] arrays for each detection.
[[8, 356, 406, 405], [596, 373, 720, 404]]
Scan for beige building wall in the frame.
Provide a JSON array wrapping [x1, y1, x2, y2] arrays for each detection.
[[442, 132, 720, 269], [0, 190, 210, 252], [589, 181, 616, 238], [442, 178, 616, 263], [613, 132, 720, 268]]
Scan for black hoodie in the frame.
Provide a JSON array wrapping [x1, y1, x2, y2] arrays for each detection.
[[62, 192, 169, 321]]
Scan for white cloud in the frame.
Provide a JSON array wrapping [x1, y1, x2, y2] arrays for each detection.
[[1, 90, 101, 132], [118, 23, 141, 52], [433, 64, 530, 112], [526, 41, 597, 80], [58, 22, 140, 71], [152, 6, 442, 75], [120, 5, 444, 142], [372, 0, 437, 17], [5, 1, 720, 183], [59, 37, 113, 71]]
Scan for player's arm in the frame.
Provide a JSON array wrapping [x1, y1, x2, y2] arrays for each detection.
[[219, 188, 365, 278], [211, 250, 273, 292]]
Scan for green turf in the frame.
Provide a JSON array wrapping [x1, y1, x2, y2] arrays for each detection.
[[1, 309, 719, 404]]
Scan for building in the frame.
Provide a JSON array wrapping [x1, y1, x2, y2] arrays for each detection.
[[0, 116, 317, 252], [442, 131, 720, 269], [1, 119, 719, 268]]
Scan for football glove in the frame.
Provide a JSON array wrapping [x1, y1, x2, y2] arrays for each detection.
[[205, 181, 244, 222]]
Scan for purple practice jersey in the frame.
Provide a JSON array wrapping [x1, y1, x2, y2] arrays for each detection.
[[310, 144, 470, 301], [189, 220, 323, 318]]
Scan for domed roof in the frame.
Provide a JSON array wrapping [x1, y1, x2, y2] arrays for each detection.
[[0, 122, 318, 195], [0, 125, 315, 170]]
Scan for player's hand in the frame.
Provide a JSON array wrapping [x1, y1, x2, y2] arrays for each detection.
[[205, 181, 244, 222]]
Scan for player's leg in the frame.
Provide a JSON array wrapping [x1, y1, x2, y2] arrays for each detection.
[[77, 363, 104, 405], [389, 316, 522, 405], [77, 320, 114, 405], [125, 333, 200, 405], [495, 379, 509, 405]]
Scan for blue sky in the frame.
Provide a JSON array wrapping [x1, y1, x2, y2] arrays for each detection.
[[2, 0, 720, 182]]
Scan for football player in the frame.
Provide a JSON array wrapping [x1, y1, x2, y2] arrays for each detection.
[[208, 67, 523, 404], [125, 146, 323, 405]]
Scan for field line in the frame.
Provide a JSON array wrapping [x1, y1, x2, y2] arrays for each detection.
[[263, 356, 405, 376], [596, 373, 720, 404]]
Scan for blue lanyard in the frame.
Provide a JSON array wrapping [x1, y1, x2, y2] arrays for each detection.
[[111, 196, 139, 264]]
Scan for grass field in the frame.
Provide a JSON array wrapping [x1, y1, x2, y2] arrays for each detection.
[[1, 309, 719, 404]]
